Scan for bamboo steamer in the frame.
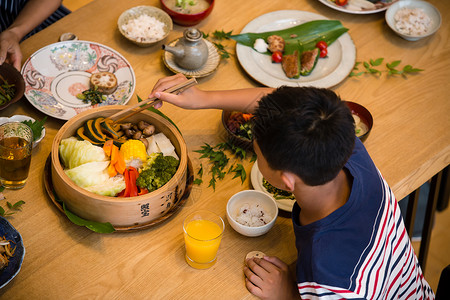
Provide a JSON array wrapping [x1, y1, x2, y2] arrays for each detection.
[[51, 105, 188, 227]]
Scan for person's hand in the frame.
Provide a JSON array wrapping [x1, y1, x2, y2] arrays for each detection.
[[149, 73, 205, 110], [244, 256, 300, 300], [0, 29, 23, 70]]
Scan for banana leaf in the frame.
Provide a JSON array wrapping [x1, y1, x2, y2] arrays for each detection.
[[231, 20, 348, 55]]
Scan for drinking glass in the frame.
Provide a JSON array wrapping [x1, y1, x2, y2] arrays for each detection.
[[0, 122, 33, 189], [183, 210, 225, 269]]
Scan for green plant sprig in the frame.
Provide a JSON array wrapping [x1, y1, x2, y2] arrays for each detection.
[[349, 58, 423, 78], [193, 141, 253, 190], [203, 30, 233, 59], [0, 186, 26, 217]]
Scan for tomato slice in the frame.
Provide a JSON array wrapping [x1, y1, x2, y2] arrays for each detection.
[[271, 51, 283, 63], [315, 41, 328, 51]]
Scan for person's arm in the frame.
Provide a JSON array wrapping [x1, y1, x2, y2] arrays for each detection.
[[150, 73, 275, 113], [0, 0, 62, 69]]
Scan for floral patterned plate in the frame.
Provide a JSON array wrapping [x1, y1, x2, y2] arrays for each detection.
[[21, 41, 135, 120]]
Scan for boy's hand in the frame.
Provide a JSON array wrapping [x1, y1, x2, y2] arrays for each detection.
[[244, 256, 300, 300]]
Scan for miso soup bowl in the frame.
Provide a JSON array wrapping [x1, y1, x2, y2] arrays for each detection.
[[51, 105, 188, 228], [160, 0, 215, 26]]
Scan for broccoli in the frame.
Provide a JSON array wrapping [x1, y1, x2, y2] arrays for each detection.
[[136, 153, 179, 192]]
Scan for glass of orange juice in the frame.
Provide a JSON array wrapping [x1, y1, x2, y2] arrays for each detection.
[[183, 210, 225, 269]]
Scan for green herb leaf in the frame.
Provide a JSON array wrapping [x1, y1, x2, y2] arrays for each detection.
[[22, 116, 47, 142], [0, 206, 4, 216], [370, 58, 384, 66], [0, 186, 4, 192], [63, 202, 115, 233], [231, 164, 246, 183], [12, 200, 25, 209], [212, 30, 233, 40], [193, 178, 203, 185]]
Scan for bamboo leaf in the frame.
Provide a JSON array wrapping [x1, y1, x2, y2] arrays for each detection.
[[231, 20, 348, 53], [63, 202, 115, 233]]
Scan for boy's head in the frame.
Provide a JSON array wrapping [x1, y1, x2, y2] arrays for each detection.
[[252, 86, 355, 186]]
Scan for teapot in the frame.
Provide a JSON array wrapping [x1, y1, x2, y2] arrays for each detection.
[[162, 28, 208, 70]]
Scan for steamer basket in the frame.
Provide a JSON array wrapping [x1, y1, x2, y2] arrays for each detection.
[[51, 105, 188, 227]]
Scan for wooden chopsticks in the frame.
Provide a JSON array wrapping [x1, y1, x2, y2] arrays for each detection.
[[107, 78, 197, 124]]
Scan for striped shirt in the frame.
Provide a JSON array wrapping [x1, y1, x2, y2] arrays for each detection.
[[0, 0, 70, 39], [292, 138, 434, 299]]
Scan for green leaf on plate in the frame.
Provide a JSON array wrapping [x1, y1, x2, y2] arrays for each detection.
[[230, 20, 348, 53]]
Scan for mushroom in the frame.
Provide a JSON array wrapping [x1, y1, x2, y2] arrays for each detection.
[[133, 131, 143, 140], [124, 128, 135, 138], [138, 120, 151, 131], [120, 122, 132, 130], [140, 138, 149, 148], [143, 125, 155, 137]]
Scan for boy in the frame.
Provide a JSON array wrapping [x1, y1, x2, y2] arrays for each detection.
[[151, 74, 434, 299]]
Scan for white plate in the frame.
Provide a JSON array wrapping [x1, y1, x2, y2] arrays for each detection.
[[250, 160, 295, 212], [235, 10, 356, 88], [318, 0, 398, 14], [21, 41, 136, 120], [0, 115, 45, 148]]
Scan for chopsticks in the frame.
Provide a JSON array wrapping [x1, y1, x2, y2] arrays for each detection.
[[107, 78, 197, 124]]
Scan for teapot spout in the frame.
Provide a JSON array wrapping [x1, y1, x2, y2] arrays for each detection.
[[162, 44, 184, 58]]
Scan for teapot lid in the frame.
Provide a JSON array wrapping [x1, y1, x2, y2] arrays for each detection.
[[184, 28, 202, 42]]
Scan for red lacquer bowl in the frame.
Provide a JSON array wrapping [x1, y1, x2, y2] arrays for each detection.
[[344, 101, 373, 143], [160, 0, 214, 26]]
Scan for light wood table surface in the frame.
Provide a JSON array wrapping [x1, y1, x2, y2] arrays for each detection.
[[1, 0, 449, 298]]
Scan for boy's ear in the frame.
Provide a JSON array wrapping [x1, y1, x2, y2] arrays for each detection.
[[280, 171, 296, 192]]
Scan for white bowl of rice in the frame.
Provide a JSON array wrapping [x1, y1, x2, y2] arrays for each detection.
[[226, 190, 278, 237], [385, 0, 441, 41], [118, 6, 173, 47]]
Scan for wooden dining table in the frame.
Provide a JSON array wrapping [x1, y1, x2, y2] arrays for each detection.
[[1, 0, 449, 298]]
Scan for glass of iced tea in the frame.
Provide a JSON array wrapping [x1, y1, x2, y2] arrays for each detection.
[[0, 122, 33, 189]]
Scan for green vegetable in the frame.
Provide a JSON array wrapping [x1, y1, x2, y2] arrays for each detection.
[[21, 116, 47, 142], [0, 75, 15, 106], [262, 178, 295, 200], [136, 153, 179, 192], [77, 86, 106, 105], [231, 20, 348, 54], [62, 202, 115, 233], [59, 137, 107, 169]]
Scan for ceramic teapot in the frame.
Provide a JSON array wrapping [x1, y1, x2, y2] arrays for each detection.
[[162, 28, 208, 70]]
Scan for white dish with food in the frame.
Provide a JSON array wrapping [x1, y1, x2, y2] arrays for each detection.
[[250, 161, 295, 212], [0, 115, 45, 148], [21, 41, 136, 120], [226, 189, 278, 237], [235, 10, 356, 88], [318, 0, 398, 14], [385, 0, 441, 41]]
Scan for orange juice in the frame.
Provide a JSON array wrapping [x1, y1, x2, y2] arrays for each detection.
[[184, 217, 224, 269]]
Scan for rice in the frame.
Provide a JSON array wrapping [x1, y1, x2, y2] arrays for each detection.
[[121, 14, 166, 42], [253, 38, 268, 53], [235, 203, 272, 227], [394, 7, 432, 36]]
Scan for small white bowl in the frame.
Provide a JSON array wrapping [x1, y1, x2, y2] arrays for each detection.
[[118, 6, 172, 47], [0, 115, 45, 148], [385, 0, 441, 41], [226, 190, 278, 237]]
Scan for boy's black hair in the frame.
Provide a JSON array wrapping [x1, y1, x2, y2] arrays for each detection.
[[252, 86, 355, 186]]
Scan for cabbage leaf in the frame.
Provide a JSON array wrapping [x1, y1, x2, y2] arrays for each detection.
[[59, 137, 107, 169]]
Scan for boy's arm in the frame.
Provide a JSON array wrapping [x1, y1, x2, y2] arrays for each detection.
[[0, 0, 62, 69], [150, 73, 275, 113], [244, 256, 300, 300]]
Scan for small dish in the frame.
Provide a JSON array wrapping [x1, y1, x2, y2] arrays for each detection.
[[385, 0, 441, 41], [250, 161, 295, 212], [0, 115, 45, 148], [344, 101, 373, 142], [118, 6, 172, 47], [0, 63, 25, 110], [221, 111, 253, 150], [226, 190, 278, 237], [162, 38, 220, 78], [0, 217, 25, 289], [160, 0, 214, 26]]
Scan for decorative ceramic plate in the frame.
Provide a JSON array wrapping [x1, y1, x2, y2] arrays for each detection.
[[0, 217, 25, 289], [0, 115, 45, 148], [250, 161, 295, 212], [162, 38, 220, 78], [235, 10, 356, 88], [43, 155, 194, 232], [21, 41, 136, 120], [318, 0, 398, 14]]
